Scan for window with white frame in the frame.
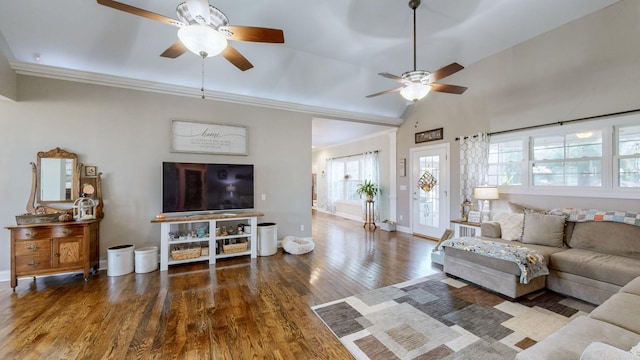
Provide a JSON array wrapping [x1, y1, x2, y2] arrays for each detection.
[[486, 114, 640, 197], [617, 125, 640, 187], [487, 139, 524, 186], [329, 156, 363, 201], [531, 130, 603, 187]]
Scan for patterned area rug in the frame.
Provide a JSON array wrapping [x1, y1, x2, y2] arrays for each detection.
[[312, 272, 595, 359]]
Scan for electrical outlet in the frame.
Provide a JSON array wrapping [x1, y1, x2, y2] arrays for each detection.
[[261, 194, 266, 200], [300, 225, 304, 231], [399, 215, 403, 221]]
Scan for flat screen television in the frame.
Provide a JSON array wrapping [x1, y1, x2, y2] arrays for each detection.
[[162, 162, 254, 214]]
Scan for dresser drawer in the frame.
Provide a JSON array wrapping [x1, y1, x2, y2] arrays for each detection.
[[13, 228, 52, 240], [15, 255, 52, 274], [50, 226, 84, 238], [14, 239, 51, 257], [13, 226, 84, 240]]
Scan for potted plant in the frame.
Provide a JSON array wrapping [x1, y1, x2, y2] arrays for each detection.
[[355, 180, 380, 201]]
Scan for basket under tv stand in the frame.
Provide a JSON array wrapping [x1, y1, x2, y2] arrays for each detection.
[[151, 211, 264, 271]]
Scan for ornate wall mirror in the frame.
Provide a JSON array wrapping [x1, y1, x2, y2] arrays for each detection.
[[37, 148, 79, 203], [26, 147, 103, 218]]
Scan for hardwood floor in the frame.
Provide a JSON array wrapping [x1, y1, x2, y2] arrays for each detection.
[[0, 211, 441, 359]]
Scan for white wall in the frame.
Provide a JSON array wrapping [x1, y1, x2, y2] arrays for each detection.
[[0, 36, 16, 101], [397, 0, 640, 228], [0, 75, 313, 271]]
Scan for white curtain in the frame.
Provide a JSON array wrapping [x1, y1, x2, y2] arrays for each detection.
[[325, 158, 336, 213], [362, 151, 380, 222], [459, 132, 490, 205]]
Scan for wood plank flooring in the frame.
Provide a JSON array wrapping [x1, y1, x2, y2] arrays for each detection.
[[0, 211, 441, 359]]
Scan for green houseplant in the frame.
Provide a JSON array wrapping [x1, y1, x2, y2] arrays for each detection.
[[355, 180, 380, 201]]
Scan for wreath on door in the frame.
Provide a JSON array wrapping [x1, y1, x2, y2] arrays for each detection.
[[418, 170, 437, 192]]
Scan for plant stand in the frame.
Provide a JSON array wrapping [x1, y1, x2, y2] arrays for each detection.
[[363, 200, 376, 230]]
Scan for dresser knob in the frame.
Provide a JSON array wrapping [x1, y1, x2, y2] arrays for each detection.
[[28, 261, 40, 267], [27, 244, 39, 251], [24, 230, 36, 239], [62, 228, 73, 236]]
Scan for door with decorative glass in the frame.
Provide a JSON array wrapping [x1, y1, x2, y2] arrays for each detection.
[[411, 144, 450, 238]]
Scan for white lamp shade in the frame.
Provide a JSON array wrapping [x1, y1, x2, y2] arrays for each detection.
[[178, 24, 227, 57], [473, 186, 499, 200], [400, 83, 431, 102]]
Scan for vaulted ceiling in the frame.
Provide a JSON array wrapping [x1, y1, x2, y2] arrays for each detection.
[[0, 0, 620, 145]]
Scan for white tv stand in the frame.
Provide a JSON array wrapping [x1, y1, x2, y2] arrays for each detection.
[[151, 211, 264, 271]]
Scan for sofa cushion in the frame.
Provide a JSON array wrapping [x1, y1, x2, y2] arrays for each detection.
[[515, 316, 640, 360], [549, 249, 640, 287], [494, 212, 524, 240], [590, 293, 640, 334], [568, 222, 640, 259], [521, 212, 566, 247], [580, 342, 640, 360], [621, 276, 640, 296]]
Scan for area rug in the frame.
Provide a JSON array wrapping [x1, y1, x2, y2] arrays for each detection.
[[312, 272, 595, 359]]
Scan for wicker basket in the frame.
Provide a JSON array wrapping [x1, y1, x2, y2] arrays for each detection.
[[171, 246, 201, 260], [223, 241, 248, 254]]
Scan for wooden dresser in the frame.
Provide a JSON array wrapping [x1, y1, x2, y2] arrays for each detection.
[[5, 220, 100, 290]]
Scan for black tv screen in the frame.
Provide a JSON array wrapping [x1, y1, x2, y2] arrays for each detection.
[[162, 162, 254, 213]]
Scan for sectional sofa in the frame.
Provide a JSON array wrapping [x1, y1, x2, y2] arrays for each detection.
[[440, 207, 640, 358]]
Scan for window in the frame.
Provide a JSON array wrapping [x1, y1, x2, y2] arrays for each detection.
[[486, 114, 640, 198], [329, 157, 364, 201], [531, 131, 602, 187], [488, 139, 524, 186], [618, 125, 640, 187]]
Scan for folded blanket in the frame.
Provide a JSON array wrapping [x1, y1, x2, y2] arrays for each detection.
[[549, 208, 640, 227], [441, 237, 549, 284]]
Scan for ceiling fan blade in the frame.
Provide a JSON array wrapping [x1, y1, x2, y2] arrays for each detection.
[[427, 62, 464, 83], [220, 26, 284, 43], [378, 72, 405, 83], [430, 83, 468, 95], [221, 45, 254, 71], [366, 87, 401, 98], [160, 41, 188, 58], [96, 0, 184, 27]]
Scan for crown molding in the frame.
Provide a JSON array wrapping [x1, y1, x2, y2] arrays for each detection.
[[10, 61, 403, 126]]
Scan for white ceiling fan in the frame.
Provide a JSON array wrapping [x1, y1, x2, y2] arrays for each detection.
[[366, 0, 468, 102], [97, 0, 285, 71]]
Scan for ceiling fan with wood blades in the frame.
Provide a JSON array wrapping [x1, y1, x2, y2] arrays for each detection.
[[96, 0, 284, 71], [366, 0, 467, 102]]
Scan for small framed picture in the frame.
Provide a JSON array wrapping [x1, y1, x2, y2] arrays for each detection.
[[415, 127, 444, 144], [467, 211, 481, 224], [85, 165, 96, 177]]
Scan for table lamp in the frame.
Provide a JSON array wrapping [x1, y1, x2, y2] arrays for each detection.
[[473, 186, 499, 222]]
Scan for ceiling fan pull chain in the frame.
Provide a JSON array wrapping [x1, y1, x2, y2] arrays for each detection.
[[201, 53, 206, 99]]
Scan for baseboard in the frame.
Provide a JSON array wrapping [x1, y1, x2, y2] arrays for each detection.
[[0, 270, 10, 283]]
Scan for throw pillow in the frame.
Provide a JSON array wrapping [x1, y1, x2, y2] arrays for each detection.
[[494, 212, 524, 241], [521, 212, 566, 247], [508, 201, 547, 214]]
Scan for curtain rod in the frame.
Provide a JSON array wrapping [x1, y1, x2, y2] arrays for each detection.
[[455, 108, 640, 141], [328, 150, 378, 161]]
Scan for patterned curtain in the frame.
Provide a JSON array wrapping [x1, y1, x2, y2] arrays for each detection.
[[362, 151, 380, 222], [325, 158, 336, 213], [460, 132, 490, 205]]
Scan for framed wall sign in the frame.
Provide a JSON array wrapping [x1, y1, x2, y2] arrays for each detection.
[[415, 127, 444, 144], [171, 120, 248, 155]]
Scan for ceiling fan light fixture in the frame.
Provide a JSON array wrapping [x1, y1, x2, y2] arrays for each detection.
[[178, 24, 227, 57], [401, 83, 431, 102]]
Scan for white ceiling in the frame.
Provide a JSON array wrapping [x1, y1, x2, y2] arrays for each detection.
[[0, 0, 619, 147]]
